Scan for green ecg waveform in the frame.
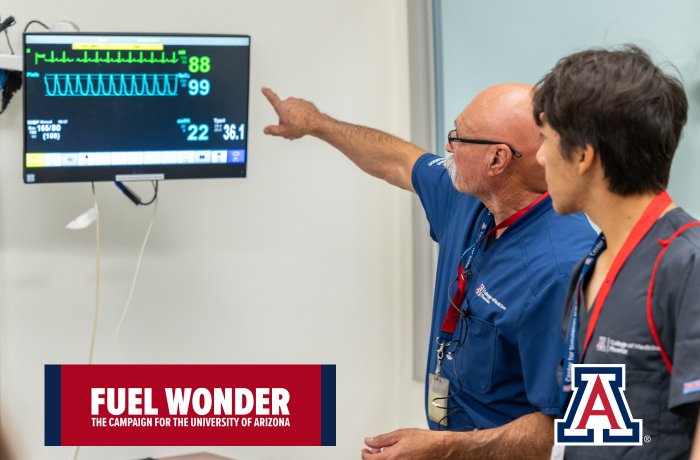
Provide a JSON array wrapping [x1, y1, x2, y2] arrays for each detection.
[[33, 50, 186, 66]]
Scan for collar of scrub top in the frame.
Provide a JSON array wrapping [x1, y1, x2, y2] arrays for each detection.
[[560, 189, 672, 407], [438, 191, 551, 343]]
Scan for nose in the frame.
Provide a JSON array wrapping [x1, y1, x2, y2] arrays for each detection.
[[536, 145, 545, 167], [446, 140, 453, 154]]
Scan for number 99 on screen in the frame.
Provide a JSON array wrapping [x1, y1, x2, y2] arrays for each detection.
[[188, 79, 210, 96]]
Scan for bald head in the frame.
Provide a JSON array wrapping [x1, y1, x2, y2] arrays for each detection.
[[462, 83, 541, 156], [457, 83, 546, 192]]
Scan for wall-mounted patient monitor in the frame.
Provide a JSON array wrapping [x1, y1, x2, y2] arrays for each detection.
[[23, 33, 250, 183]]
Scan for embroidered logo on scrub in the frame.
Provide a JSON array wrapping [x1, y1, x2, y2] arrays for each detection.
[[428, 157, 447, 167], [556, 365, 642, 446], [594, 336, 660, 356], [474, 283, 506, 310]]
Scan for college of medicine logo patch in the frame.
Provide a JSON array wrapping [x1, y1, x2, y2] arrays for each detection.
[[555, 365, 642, 446]]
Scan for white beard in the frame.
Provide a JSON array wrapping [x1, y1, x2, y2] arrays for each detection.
[[443, 154, 459, 187]]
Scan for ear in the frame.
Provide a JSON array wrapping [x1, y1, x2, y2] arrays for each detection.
[[486, 145, 512, 176], [577, 144, 597, 176]]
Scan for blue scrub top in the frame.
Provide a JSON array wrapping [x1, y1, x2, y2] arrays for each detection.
[[412, 153, 597, 430]]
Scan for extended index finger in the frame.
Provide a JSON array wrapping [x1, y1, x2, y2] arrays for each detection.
[[261, 87, 282, 108]]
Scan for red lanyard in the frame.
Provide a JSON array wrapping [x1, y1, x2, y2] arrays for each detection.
[[440, 192, 550, 335], [582, 190, 672, 354]]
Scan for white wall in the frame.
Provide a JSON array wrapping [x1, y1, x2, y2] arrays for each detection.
[[0, 1, 426, 459]]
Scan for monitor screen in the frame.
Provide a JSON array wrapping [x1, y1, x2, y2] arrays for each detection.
[[23, 32, 250, 183]]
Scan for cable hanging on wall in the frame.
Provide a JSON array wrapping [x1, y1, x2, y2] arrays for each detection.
[[115, 180, 159, 206]]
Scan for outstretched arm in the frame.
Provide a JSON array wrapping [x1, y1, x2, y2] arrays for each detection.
[[362, 411, 553, 460], [262, 87, 425, 191]]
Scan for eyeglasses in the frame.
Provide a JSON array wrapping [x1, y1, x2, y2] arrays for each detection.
[[447, 129, 523, 158]]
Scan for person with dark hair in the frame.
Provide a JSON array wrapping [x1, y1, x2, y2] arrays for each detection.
[[263, 84, 596, 458], [534, 45, 700, 459]]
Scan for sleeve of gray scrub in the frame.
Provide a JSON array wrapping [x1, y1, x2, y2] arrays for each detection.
[[666, 242, 700, 410]]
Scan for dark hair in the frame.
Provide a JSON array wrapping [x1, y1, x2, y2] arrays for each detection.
[[533, 45, 687, 195]]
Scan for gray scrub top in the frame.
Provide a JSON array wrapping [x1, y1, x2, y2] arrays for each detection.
[[562, 208, 700, 459]]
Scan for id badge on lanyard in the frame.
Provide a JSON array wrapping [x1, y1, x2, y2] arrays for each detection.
[[428, 340, 451, 426], [429, 224, 487, 426]]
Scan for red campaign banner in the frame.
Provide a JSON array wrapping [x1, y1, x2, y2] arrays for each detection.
[[45, 364, 336, 446]]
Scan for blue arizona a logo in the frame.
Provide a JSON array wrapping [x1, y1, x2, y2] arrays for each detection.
[[556, 365, 642, 446]]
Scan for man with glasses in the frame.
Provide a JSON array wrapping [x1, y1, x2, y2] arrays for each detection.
[[262, 84, 595, 459]]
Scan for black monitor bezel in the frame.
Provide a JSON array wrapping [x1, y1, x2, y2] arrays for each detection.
[[22, 32, 251, 184]]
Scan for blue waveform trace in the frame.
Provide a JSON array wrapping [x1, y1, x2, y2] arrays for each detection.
[[44, 73, 183, 97]]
